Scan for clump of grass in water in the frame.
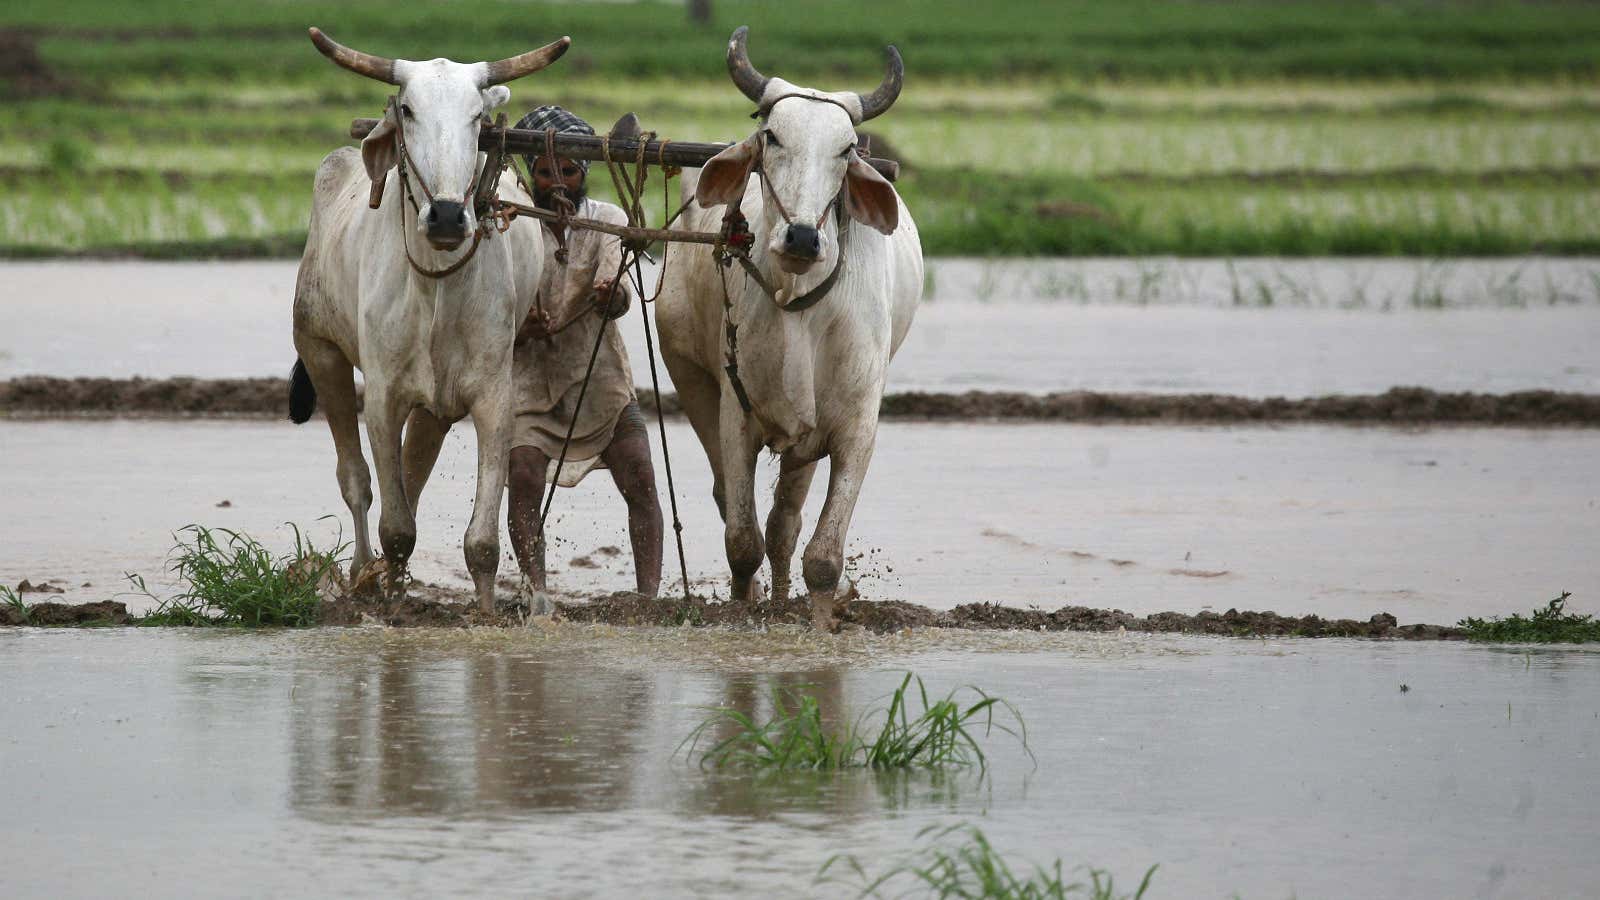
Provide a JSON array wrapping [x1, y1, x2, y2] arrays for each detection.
[[130, 523, 342, 627], [2, 584, 30, 624], [820, 823, 1157, 900], [1459, 592, 1600, 643], [684, 673, 1028, 771]]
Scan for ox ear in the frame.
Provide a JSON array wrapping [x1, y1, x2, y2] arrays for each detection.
[[844, 153, 898, 235], [481, 85, 511, 112], [361, 115, 399, 182], [696, 134, 760, 208]]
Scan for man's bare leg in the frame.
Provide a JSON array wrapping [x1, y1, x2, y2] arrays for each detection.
[[600, 402, 662, 597], [506, 445, 551, 592]]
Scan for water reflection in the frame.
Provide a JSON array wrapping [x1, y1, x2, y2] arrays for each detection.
[[289, 645, 655, 816], [284, 647, 979, 822]]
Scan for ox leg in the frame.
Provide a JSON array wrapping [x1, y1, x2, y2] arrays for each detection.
[[463, 396, 512, 614], [401, 407, 450, 517], [295, 337, 373, 577], [364, 388, 417, 599], [661, 351, 726, 518], [765, 454, 817, 606], [718, 390, 764, 604], [802, 423, 878, 632]]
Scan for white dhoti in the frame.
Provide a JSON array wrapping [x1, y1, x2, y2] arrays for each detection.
[[512, 199, 636, 487]]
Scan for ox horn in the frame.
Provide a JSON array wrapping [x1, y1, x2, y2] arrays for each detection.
[[855, 45, 903, 122], [308, 27, 399, 85], [481, 36, 572, 85], [726, 26, 770, 105]]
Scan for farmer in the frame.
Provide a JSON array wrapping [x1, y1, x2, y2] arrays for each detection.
[[507, 105, 662, 605]]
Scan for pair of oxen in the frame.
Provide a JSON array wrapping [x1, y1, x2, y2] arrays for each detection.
[[290, 26, 923, 631]]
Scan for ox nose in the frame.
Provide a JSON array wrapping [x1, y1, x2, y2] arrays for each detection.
[[425, 200, 468, 244], [782, 223, 822, 260]]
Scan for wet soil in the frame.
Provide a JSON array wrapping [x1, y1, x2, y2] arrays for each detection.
[[6, 376, 1598, 425], [4, 590, 1465, 639], [3, 600, 131, 627]]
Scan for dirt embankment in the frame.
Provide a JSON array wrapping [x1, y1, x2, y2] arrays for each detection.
[[6, 377, 1600, 426], [557, 593, 1464, 639], [3, 587, 1465, 640], [1, 376, 293, 417]]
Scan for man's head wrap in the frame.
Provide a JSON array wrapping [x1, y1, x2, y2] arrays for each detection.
[[515, 105, 594, 176]]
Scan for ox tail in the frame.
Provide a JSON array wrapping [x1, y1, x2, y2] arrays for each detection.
[[288, 357, 317, 424]]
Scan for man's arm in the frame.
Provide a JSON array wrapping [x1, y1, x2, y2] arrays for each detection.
[[589, 206, 633, 320]]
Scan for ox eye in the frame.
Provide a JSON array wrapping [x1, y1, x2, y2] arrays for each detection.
[[839, 144, 854, 158], [400, 104, 414, 119], [763, 129, 782, 149]]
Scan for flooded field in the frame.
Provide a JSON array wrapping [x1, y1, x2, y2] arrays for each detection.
[[3, 418, 1595, 625], [3, 627, 1597, 898], [4, 254, 1598, 898], [4, 259, 1600, 396]]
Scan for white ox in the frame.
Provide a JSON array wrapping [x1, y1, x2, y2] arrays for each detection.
[[657, 27, 922, 630], [289, 28, 567, 612]]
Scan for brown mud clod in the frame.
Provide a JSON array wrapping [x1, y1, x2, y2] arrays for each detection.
[[16, 578, 66, 594], [7, 600, 132, 626]]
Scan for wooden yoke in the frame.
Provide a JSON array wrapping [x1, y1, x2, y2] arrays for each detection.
[[349, 117, 901, 182]]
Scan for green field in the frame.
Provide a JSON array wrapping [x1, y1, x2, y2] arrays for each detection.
[[2, 1, 1598, 257]]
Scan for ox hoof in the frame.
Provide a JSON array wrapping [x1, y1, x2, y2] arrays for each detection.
[[347, 557, 390, 599], [505, 580, 556, 618], [807, 577, 858, 633], [730, 575, 768, 606], [770, 575, 792, 606]]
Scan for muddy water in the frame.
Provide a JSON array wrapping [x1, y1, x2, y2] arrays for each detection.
[[4, 260, 1599, 396], [2, 627, 1596, 898], [3, 419, 1595, 624]]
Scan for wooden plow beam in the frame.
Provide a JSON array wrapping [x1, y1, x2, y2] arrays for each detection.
[[349, 117, 901, 182]]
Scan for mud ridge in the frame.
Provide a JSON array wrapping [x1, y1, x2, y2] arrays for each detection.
[[6, 377, 1600, 426], [2, 591, 1465, 640]]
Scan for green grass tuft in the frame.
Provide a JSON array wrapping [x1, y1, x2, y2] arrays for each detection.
[[820, 823, 1158, 899], [1458, 592, 1600, 644], [684, 673, 1028, 771], [2, 584, 31, 624], [130, 523, 343, 627]]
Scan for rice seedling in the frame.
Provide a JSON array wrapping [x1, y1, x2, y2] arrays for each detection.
[[15, 0, 1600, 82], [7, 2, 1600, 258], [129, 523, 344, 627], [2, 584, 31, 624], [684, 673, 1028, 771], [819, 823, 1158, 900], [1459, 592, 1600, 644]]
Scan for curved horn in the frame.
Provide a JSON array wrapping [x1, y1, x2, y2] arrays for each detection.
[[308, 27, 398, 85], [481, 36, 572, 85], [855, 45, 904, 122], [726, 26, 769, 105]]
